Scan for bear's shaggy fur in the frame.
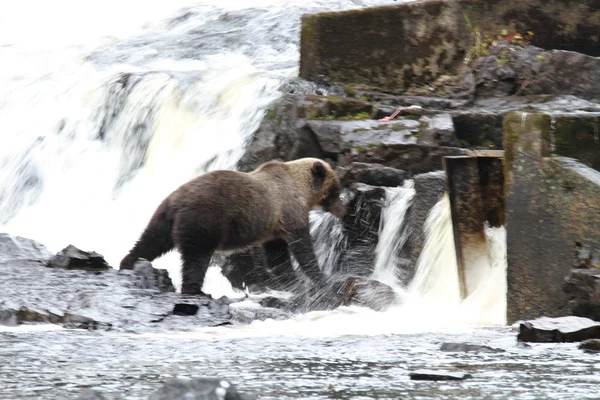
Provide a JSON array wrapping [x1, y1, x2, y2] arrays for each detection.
[[120, 158, 346, 294]]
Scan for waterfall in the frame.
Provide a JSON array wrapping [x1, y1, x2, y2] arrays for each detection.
[[372, 181, 416, 289], [0, 0, 399, 293], [405, 194, 508, 326], [309, 210, 346, 276]]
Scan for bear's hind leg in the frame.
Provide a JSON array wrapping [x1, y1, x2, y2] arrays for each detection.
[[180, 250, 214, 295], [263, 239, 296, 288]]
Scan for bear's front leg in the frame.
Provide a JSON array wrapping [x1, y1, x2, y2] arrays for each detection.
[[288, 232, 326, 284]]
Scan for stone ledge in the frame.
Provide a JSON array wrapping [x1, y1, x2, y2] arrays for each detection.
[[300, 0, 600, 93]]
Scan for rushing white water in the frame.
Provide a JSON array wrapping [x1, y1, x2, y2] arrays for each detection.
[[0, 0, 401, 293], [372, 181, 416, 290], [0, 0, 507, 338], [309, 210, 347, 277]]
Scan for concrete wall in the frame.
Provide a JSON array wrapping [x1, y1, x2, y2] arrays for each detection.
[[504, 112, 600, 323], [300, 0, 600, 93]]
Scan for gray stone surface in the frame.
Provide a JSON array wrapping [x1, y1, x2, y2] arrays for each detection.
[[149, 378, 256, 400], [300, 0, 600, 93], [504, 112, 600, 323], [517, 316, 600, 343]]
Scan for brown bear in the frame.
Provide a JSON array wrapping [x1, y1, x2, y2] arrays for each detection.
[[119, 157, 346, 294]]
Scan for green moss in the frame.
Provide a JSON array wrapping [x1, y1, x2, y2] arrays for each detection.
[[459, 139, 470, 148], [265, 107, 277, 120], [353, 128, 368, 132], [536, 55, 546, 63], [344, 87, 356, 97], [338, 111, 371, 121], [354, 145, 366, 153], [497, 56, 509, 66]]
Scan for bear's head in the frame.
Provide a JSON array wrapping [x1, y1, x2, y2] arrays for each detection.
[[308, 159, 347, 218]]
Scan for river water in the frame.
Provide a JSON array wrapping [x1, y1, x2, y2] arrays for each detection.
[[1, 1, 598, 399]]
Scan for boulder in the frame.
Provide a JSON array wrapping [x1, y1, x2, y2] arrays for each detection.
[[149, 378, 257, 400], [579, 339, 600, 353], [337, 162, 407, 188], [47, 245, 110, 271], [467, 43, 600, 101], [0, 233, 52, 264], [439, 342, 505, 353], [288, 275, 399, 313], [517, 316, 600, 343], [416, 113, 458, 147], [125, 259, 175, 293], [409, 370, 472, 381]]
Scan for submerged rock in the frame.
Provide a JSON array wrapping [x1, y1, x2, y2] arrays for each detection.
[[578, 339, 600, 353], [149, 377, 257, 400], [409, 370, 472, 381], [74, 389, 109, 400], [47, 244, 110, 271], [288, 275, 398, 313], [440, 342, 505, 353], [517, 316, 600, 343]]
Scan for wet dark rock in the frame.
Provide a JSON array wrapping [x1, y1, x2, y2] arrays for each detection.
[[440, 342, 505, 353], [128, 259, 175, 293], [341, 143, 466, 176], [259, 296, 289, 309], [47, 244, 110, 271], [289, 275, 398, 313], [149, 377, 257, 400], [470, 53, 517, 98], [74, 389, 109, 400], [517, 316, 600, 343], [230, 304, 292, 324], [416, 113, 458, 147], [451, 112, 504, 149], [337, 162, 407, 188], [579, 339, 600, 353], [173, 303, 200, 316], [0, 233, 52, 264], [335, 184, 385, 276], [239, 93, 464, 175], [0, 306, 111, 331], [409, 370, 472, 381], [564, 267, 600, 322], [466, 44, 600, 101]]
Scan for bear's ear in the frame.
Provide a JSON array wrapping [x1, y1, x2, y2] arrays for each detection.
[[311, 161, 326, 189]]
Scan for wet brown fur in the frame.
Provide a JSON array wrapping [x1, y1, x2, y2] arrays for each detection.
[[119, 158, 345, 294]]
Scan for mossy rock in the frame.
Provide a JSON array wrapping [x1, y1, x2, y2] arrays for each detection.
[[297, 95, 373, 120]]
